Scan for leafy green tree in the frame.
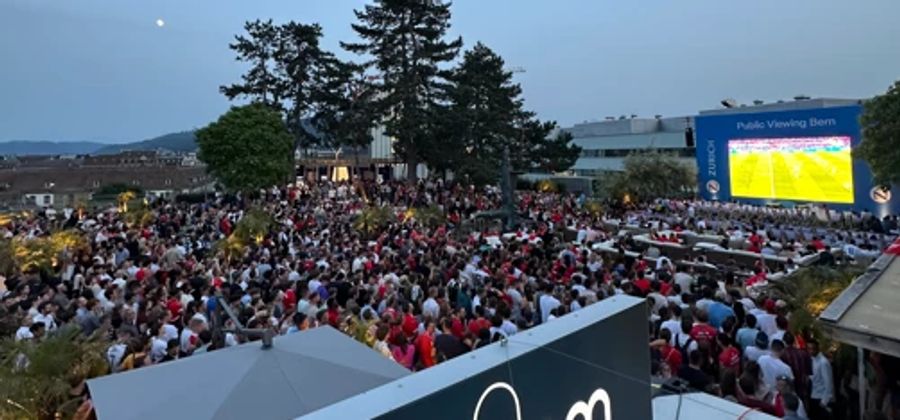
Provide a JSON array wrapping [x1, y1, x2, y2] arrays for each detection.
[[343, 0, 463, 181], [856, 80, 900, 187], [597, 151, 696, 201], [0, 325, 109, 420], [196, 104, 295, 192]]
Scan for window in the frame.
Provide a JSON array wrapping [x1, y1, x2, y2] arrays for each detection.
[[42, 195, 51, 205], [92, 180, 100, 188], [164, 179, 172, 186], [43, 181, 54, 189], [131, 179, 140, 186]]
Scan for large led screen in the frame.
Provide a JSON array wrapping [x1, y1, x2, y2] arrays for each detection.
[[727, 136, 854, 203]]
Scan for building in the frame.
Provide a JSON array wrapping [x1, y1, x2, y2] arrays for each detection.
[[296, 124, 427, 182], [695, 97, 898, 214], [0, 151, 213, 208], [564, 115, 695, 177]]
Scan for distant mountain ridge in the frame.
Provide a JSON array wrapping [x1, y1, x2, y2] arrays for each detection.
[[0, 141, 106, 156], [95, 131, 197, 154], [0, 131, 198, 156]]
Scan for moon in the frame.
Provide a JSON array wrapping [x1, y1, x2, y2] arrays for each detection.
[[156, 19, 165, 27]]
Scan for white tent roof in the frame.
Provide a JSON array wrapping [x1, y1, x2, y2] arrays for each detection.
[[87, 327, 409, 420], [653, 393, 778, 420]]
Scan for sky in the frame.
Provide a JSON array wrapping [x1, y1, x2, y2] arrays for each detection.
[[2, 0, 900, 143]]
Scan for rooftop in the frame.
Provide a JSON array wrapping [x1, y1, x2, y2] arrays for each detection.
[[699, 97, 863, 116]]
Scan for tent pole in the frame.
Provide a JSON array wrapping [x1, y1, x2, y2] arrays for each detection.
[[858, 346, 866, 420]]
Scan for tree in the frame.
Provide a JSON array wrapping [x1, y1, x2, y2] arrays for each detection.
[[856, 80, 900, 187], [439, 43, 522, 184], [196, 104, 295, 192], [343, 0, 463, 181], [511, 118, 580, 174], [440, 43, 582, 184], [313, 64, 380, 162], [275, 22, 349, 149], [528, 129, 580, 173], [221, 19, 282, 107], [0, 325, 109, 420], [222, 20, 359, 151], [597, 151, 696, 201]]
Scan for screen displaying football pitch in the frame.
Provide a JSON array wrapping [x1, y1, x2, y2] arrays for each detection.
[[727, 136, 854, 204]]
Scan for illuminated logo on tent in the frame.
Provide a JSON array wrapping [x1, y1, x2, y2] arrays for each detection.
[[473, 382, 612, 420]]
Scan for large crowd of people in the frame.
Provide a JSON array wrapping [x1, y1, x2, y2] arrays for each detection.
[[1, 179, 898, 419]]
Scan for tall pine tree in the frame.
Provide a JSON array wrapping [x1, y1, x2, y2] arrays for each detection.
[[222, 20, 364, 151], [343, 0, 463, 181], [442, 42, 523, 184], [220, 19, 282, 107], [442, 43, 582, 185]]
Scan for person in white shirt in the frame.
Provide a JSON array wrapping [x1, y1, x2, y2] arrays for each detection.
[[807, 339, 834, 417], [659, 307, 681, 343], [769, 315, 788, 347], [32, 302, 58, 332], [673, 269, 694, 294], [150, 324, 170, 363], [15, 317, 34, 342], [744, 339, 770, 363], [538, 285, 561, 324], [757, 339, 793, 390], [755, 309, 778, 337], [422, 288, 440, 321]]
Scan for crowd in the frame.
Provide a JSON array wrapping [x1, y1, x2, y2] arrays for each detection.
[[1, 179, 897, 419]]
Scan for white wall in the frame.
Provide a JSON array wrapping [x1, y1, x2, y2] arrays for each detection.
[[25, 193, 54, 206]]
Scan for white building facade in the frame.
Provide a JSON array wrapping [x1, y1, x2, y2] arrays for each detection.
[[565, 116, 696, 177]]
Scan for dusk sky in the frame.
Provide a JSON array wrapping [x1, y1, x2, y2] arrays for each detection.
[[2, 0, 899, 143]]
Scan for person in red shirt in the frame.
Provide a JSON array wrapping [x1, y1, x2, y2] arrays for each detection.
[[748, 232, 764, 253], [811, 236, 826, 251], [401, 303, 418, 338], [717, 333, 741, 374], [690, 311, 717, 347], [326, 298, 340, 328], [652, 329, 682, 375], [632, 271, 651, 296], [467, 306, 491, 337], [415, 321, 437, 369]]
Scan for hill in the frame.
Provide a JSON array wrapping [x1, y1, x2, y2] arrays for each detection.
[[0, 141, 106, 155], [0, 131, 198, 156], [94, 131, 197, 154]]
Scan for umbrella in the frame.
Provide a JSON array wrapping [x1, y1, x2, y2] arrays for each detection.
[[88, 327, 409, 420]]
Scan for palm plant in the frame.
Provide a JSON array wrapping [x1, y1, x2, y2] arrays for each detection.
[[353, 206, 393, 239], [765, 266, 861, 350], [412, 205, 446, 229], [233, 208, 274, 244], [0, 325, 110, 420]]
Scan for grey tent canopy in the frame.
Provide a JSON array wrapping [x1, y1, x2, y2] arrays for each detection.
[[87, 326, 409, 420]]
